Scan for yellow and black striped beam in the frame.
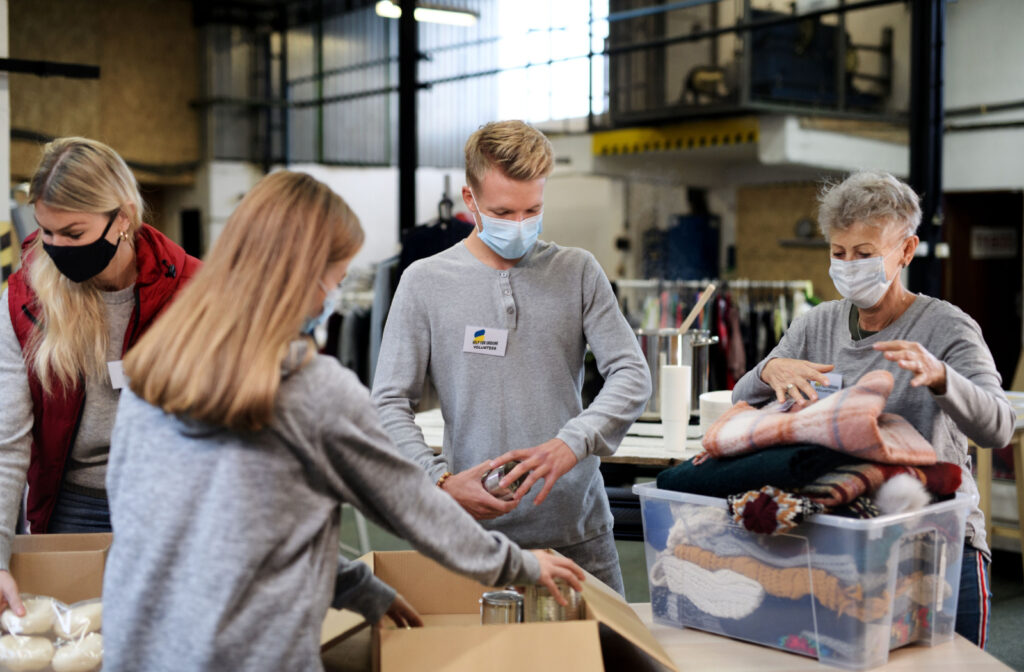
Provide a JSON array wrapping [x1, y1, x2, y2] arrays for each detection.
[[1, 220, 14, 292], [592, 116, 760, 156]]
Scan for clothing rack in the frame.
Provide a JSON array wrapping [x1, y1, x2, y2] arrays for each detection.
[[615, 278, 816, 390], [616, 278, 811, 291]]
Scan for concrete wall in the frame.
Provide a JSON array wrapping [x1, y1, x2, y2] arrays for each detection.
[[8, 0, 199, 185]]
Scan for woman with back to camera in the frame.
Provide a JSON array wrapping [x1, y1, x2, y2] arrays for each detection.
[[0, 137, 199, 615], [102, 170, 584, 672], [733, 170, 1014, 648]]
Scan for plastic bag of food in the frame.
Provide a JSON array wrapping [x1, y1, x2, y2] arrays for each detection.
[[0, 595, 103, 672]]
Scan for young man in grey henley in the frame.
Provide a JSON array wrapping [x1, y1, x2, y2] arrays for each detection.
[[371, 121, 651, 594]]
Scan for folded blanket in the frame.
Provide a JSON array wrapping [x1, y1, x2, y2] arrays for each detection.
[[798, 462, 962, 507], [702, 370, 937, 465], [672, 543, 891, 623], [656, 444, 862, 496]]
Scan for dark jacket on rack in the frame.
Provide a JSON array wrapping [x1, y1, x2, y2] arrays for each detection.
[[7, 225, 200, 532]]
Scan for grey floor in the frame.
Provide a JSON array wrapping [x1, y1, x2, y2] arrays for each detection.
[[339, 507, 1024, 670]]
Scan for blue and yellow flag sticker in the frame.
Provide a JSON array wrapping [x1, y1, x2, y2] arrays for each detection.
[[473, 329, 486, 344]]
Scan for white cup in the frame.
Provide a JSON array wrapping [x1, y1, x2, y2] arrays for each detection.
[[663, 420, 688, 452], [659, 365, 691, 423], [699, 390, 735, 435]]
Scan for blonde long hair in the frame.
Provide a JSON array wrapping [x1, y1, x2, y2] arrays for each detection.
[[124, 171, 363, 431], [27, 137, 145, 394]]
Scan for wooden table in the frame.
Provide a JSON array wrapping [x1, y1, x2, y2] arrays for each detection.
[[630, 603, 1012, 671], [414, 408, 701, 467], [322, 603, 1012, 671], [972, 408, 1024, 576]]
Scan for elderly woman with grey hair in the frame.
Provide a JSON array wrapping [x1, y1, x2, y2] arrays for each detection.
[[732, 170, 1014, 648]]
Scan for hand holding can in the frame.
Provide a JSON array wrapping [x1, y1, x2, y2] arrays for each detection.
[[481, 460, 527, 501]]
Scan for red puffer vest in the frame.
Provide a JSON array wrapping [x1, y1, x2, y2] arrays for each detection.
[[7, 224, 200, 532]]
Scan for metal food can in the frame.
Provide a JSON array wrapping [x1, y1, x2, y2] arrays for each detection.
[[480, 590, 524, 624], [481, 460, 526, 501], [523, 580, 583, 622]]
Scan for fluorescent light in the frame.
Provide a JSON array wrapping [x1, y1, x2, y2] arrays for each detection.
[[375, 1, 401, 19], [414, 7, 478, 26], [375, 1, 479, 26]]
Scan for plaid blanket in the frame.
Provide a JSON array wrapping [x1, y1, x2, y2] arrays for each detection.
[[702, 370, 937, 465], [798, 462, 962, 506]]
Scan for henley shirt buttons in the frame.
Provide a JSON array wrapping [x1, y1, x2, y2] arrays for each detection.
[[504, 290, 511, 296], [507, 307, 514, 314]]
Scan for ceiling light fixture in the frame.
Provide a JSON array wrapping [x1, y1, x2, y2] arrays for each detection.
[[374, 1, 479, 27]]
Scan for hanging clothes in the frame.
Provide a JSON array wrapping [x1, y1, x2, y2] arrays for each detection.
[[398, 217, 474, 279], [725, 293, 746, 388], [369, 256, 400, 385]]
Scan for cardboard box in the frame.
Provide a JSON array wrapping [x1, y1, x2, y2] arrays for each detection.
[[9, 533, 111, 604], [321, 551, 677, 672]]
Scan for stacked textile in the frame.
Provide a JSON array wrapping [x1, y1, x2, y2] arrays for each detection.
[[646, 372, 965, 665], [657, 370, 959, 533], [646, 500, 960, 665]]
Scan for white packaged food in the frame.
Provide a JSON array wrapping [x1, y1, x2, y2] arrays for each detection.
[[0, 635, 54, 671], [53, 602, 101, 640], [0, 599, 54, 636], [51, 633, 102, 672]]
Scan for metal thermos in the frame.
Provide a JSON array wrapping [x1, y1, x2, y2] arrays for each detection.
[[636, 328, 683, 421], [637, 328, 718, 422], [680, 329, 718, 422]]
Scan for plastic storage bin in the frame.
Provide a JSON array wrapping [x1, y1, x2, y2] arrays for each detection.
[[635, 482, 973, 670]]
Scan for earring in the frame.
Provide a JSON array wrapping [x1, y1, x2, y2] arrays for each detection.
[[118, 230, 130, 241]]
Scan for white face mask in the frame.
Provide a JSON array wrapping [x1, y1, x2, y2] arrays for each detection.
[[470, 190, 542, 260], [302, 280, 343, 348], [828, 243, 904, 309]]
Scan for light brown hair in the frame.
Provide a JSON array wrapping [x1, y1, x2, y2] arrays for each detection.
[[464, 120, 554, 189], [27, 137, 145, 393], [124, 171, 363, 431]]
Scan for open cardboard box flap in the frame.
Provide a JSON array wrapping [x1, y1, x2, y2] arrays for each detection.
[[321, 550, 677, 672], [9, 533, 111, 605]]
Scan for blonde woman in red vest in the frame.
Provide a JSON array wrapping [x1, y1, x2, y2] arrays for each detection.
[[0, 138, 200, 616]]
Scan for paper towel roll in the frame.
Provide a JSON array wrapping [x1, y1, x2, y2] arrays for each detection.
[[659, 365, 691, 422], [663, 421, 688, 452], [699, 390, 734, 435]]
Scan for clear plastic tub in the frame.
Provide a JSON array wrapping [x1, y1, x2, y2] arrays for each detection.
[[634, 482, 973, 670]]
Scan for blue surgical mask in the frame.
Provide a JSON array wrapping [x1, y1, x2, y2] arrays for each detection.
[[470, 191, 542, 260], [302, 280, 343, 340], [828, 244, 903, 309]]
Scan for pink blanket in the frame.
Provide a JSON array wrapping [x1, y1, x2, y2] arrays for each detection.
[[702, 370, 937, 465]]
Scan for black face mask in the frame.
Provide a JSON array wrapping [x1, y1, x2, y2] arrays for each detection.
[[42, 210, 121, 283]]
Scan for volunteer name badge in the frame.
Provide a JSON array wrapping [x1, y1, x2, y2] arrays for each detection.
[[108, 360, 127, 390], [812, 371, 843, 399], [463, 326, 508, 357]]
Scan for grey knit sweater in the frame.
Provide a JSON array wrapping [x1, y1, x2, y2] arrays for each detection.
[[371, 240, 652, 548], [103, 343, 539, 672], [733, 295, 1015, 555]]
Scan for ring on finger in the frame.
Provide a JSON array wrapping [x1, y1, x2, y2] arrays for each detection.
[[785, 383, 794, 391]]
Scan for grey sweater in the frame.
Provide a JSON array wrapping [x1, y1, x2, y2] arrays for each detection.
[[65, 284, 135, 493], [103, 345, 539, 672], [733, 295, 1015, 555], [371, 240, 652, 548]]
